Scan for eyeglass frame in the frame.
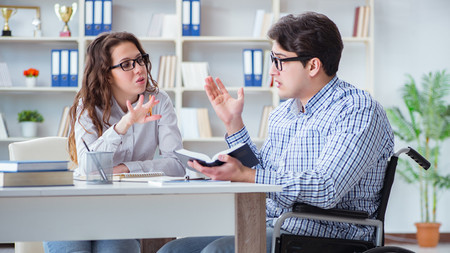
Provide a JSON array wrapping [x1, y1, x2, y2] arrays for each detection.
[[110, 53, 150, 71], [270, 51, 313, 71]]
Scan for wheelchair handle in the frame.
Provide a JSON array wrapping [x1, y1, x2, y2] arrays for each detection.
[[395, 147, 430, 170]]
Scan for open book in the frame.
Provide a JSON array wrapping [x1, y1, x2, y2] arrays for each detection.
[[174, 143, 259, 173]]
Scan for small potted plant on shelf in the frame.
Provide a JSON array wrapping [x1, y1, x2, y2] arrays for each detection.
[[386, 70, 450, 247], [17, 110, 44, 138], [23, 68, 39, 87]]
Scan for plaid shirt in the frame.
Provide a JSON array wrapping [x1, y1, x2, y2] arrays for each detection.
[[226, 76, 394, 242]]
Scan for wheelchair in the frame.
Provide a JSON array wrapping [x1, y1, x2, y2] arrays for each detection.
[[272, 147, 430, 253]]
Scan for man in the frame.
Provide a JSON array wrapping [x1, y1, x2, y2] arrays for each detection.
[[158, 12, 393, 253]]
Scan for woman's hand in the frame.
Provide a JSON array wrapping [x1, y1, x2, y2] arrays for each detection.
[[113, 163, 130, 174], [114, 94, 162, 135], [204, 76, 245, 135]]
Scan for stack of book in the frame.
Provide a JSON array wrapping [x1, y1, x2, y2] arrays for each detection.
[[157, 55, 177, 89], [85, 0, 112, 36], [180, 107, 212, 139], [0, 160, 73, 187], [182, 0, 200, 36], [353, 5, 371, 38]]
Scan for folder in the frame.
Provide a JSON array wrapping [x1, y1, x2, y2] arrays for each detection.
[[102, 0, 112, 33], [93, 0, 103, 35], [191, 0, 200, 36], [69, 49, 78, 87], [252, 49, 263, 87], [60, 49, 70, 87], [182, 0, 191, 36], [51, 49, 60, 87], [85, 0, 94, 36], [243, 49, 253, 87]]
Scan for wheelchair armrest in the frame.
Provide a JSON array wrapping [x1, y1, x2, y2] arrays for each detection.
[[293, 203, 369, 219]]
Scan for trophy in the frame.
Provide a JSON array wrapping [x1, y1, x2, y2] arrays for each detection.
[[54, 3, 77, 37], [1, 8, 17, 36]]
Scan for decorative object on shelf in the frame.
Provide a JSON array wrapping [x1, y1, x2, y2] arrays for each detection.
[[386, 69, 450, 248], [54, 3, 77, 37], [23, 68, 39, 87], [31, 17, 42, 37], [1, 7, 16, 36], [18, 110, 44, 137]]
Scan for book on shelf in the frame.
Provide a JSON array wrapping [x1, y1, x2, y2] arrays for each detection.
[[157, 55, 177, 88], [113, 172, 165, 182], [180, 108, 212, 139], [258, 105, 275, 139], [0, 113, 9, 139], [353, 6, 370, 37], [182, 0, 201, 36], [181, 62, 210, 88], [174, 142, 259, 173], [147, 13, 177, 38], [57, 106, 71, 137], [0, 62, 12, 87], [147, 176, 230, 187], [0, 160, 69, 172], [0, 170, 73, 187], [252, 9, 273, 38]]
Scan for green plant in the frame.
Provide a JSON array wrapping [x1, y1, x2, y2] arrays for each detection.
[[17, 110, 44, 123], [386, 70, 450, 223]]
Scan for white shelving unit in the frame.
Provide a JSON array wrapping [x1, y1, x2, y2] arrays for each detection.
[[0, 0, 374, 159]]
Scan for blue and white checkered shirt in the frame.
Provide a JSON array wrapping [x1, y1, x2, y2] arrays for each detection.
[[226, 76, 394, 242]]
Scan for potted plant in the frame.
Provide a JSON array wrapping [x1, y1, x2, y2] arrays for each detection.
[[17, 110, 44, 137], [23, 68, 39, 87], [386, 70, 450, 247]]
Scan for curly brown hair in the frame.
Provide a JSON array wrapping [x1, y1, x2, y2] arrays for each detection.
[[68, 32, 158, 164]]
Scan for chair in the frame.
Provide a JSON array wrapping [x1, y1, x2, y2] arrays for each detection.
[[9, 137, 70, 253], [9, 136, 173, 253], [272, 147, 431, 253]]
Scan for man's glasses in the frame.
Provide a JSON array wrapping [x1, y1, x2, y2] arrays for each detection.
[[270, 52, 312, 71], [110, 54, 149, 71]]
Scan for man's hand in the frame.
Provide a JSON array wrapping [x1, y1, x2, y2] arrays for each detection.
[[204, 76, 245, 135], [188, 154, 256, 183]]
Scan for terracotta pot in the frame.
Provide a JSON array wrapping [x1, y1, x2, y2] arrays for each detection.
[[415, 222, 441, 247]]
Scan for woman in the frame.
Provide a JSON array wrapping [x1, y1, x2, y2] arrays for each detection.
[[43, 32, 185, 253]]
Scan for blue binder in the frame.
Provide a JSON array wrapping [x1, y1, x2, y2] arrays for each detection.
[[60, 49, 70, 87], [102, 0, 112, 32], [190, 0, 200, 36], [69, 49, 78, 87], [51, 49, 60, 87], [182, 0, 191, 36], [252, 49, 263, 87], [85, 0, 94, 35], [243, 49, 253, 87], [93, 0, 103, 35]]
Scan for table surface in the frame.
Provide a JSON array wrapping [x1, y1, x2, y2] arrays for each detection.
[[0, 180, 282, 251]]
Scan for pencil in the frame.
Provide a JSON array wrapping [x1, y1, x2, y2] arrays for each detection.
[[147, 95, 152, 116]]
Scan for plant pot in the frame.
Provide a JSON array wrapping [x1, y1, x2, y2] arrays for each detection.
[[415, 222, 441, 247], [25, 77, 37, 87], [20, 122, 38, 137]]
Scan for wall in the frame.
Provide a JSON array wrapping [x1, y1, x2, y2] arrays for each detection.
[[374, 0, 450, 233]]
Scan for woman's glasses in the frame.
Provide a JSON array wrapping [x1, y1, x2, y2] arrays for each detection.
[[110, 54, 149, 71]]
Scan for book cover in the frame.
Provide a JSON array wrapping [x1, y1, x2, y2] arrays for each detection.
[[60, 49, 70, 87], [174, 143, 259, 173], [0, 170, 73, 187], [243, 49, 253, 86], [51, 49, 60, 87], [85, 0, 94, 36], [0, 160, 68, 172], [190, 0, 200, 36], [182, 0, 191, 36]]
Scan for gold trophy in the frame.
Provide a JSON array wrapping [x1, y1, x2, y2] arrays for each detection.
[[1, 8, 17, 36], [54, 3, 77, 37]]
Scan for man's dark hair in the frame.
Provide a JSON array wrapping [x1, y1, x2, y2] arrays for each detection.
[[268, 12, 344, 76]]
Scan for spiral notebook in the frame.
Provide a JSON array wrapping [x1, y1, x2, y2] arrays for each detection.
[[113, 172, 165, 182]]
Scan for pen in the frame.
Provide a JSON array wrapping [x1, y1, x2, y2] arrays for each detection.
[[81, 137, 109, 183], [147, 95, 153, 116]]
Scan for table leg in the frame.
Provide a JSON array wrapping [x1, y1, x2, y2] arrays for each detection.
[[235, 192, 266, 253]]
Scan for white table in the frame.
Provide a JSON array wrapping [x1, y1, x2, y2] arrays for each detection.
[[0, 181, 282, 253]]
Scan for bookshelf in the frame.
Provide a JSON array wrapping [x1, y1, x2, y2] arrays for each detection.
[[0, 0, 374, 159]]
